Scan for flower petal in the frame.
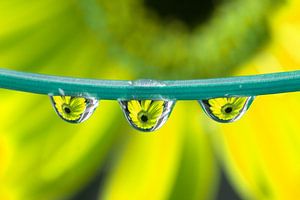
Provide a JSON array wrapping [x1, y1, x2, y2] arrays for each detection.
[[128, 100, 141, 115], [141, 100, 152, 111]]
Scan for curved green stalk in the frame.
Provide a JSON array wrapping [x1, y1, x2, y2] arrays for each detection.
[[1, 68, 300, 100]]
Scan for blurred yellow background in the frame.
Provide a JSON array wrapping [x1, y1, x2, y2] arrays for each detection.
[[0, 0, 300, 199]]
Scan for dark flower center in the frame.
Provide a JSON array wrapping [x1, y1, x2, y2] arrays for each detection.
[[64, 107, 71, 114], [140, 114, 148, 122], [144, 0, 220, 29], [224, 107, 233, 114]]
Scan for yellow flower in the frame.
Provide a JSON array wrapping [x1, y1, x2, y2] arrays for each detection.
[[207, 97, 249, 121], [52, 96, 86, 122], [0, 0, 286, 199], [127, 100, 164, 130]]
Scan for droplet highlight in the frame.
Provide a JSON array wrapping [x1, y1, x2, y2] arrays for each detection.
[[50, 95, 98, 123], [119, 99, 175, 132], [199, 96, 254, 123]]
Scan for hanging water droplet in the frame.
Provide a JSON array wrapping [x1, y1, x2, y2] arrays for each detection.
[[119, 99, 175, 132], [199, 96, 254, 123], [50, 95, 99, 123]]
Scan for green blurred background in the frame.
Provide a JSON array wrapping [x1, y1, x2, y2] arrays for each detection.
[[1, 0, 300, 199]]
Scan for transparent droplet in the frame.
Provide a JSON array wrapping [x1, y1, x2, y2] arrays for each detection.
[[50, 95, 99, 123], [119, 99, 175, 132], [131, 79, 165, 87], [199, 96, 254, 123]]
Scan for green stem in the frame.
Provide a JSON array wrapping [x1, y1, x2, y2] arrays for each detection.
[[1, 68, 300, 100]]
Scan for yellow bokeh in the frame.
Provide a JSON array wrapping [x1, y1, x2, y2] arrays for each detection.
[[1, 0, 300, 200], [209, 1, 300, 199]]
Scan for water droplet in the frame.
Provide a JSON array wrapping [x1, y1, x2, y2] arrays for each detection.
[[119, 99, 175, 132], [131, 79, 165, 87], [199, 96, 254, 123], [50, 96, 99, 123]]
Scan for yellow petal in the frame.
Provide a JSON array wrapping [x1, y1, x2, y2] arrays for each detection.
[[100, 103, 218, 200], [128, 100, 141, 115], [148, 101, 164, 116], [64, 96, 71, 104], [213, 2, 300, 198], [53, 96, 64, 106], [141, 100, 152, 111]]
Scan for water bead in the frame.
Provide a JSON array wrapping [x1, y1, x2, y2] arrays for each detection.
[[119, 99, 175, 132], [199, 96, 254, 123], [49, 94, 253, 126], [50, 95, 99, 123]]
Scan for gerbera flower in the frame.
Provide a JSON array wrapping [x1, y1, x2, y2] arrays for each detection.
[[51, 96, 87, 122], [1, 0, 297, 199], [126, 100, 164, 130], [204, 97, 250, 122]]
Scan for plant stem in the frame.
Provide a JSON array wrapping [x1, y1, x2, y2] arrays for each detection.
[[1, 68, 300, 100]]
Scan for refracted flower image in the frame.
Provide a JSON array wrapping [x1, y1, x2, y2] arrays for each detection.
[[128, 100, 164, 129], [200, 97, 253, 122], [50, 96, 98, 123], [119, 100, 175, 131]]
